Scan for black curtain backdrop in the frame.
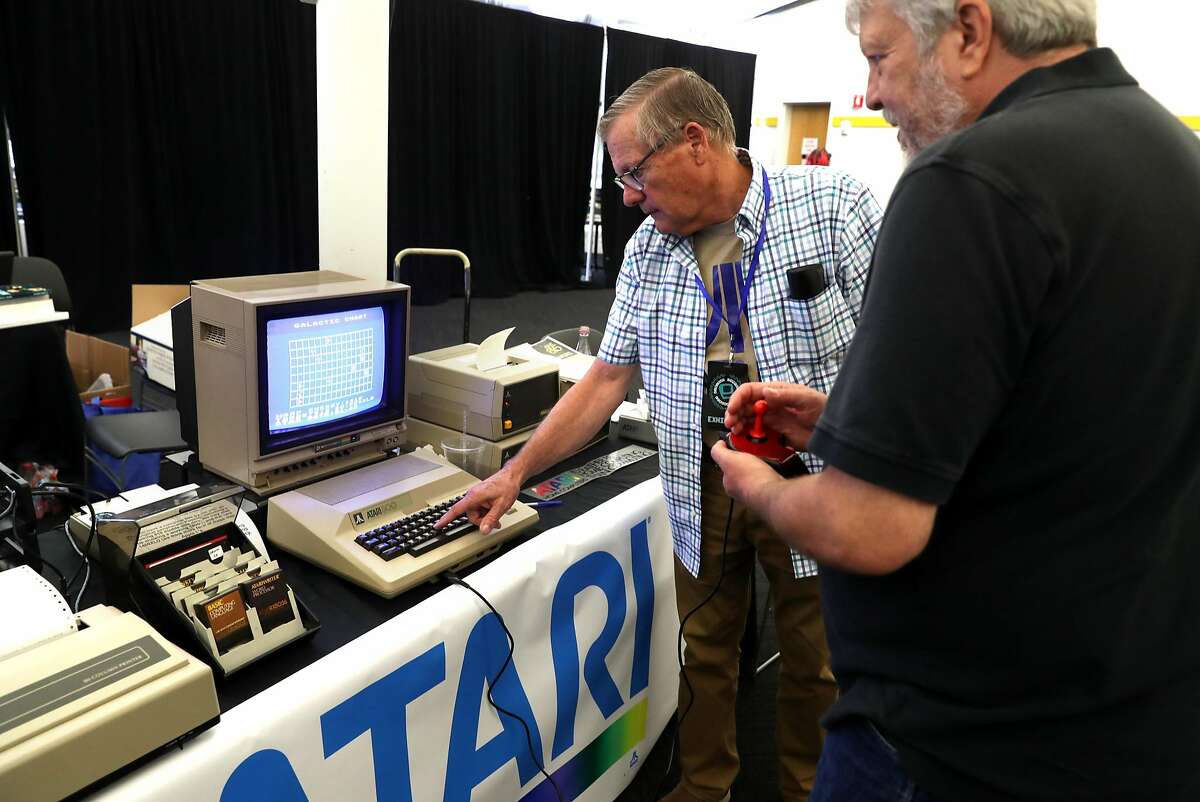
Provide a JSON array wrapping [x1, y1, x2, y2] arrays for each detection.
[[601, 30, 757, 284], [0, 0, 317, 333], [389, 0, 603, 306], [0, 69, 15, 254], [0, 158, 14, 255]]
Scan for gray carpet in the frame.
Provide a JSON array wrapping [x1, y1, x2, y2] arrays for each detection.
[[409, 287, 617, 355]]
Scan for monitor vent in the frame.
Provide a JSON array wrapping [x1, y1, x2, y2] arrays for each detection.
[[200, 322, 227, 347]]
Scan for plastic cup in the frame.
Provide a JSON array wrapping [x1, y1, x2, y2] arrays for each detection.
[[441, 434, 486, 478]]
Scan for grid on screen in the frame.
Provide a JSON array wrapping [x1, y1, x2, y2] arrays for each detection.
[[287, 328, 375, 409]]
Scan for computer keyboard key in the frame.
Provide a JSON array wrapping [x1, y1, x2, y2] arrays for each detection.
[[408, 521, 476, 556], [351, 490, 500, 560]]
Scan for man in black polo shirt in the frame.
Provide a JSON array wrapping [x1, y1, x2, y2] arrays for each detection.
[[711, 0, 1200, 800]]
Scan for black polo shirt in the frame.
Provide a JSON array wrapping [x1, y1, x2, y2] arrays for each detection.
[[810, 48, 1200, 801]]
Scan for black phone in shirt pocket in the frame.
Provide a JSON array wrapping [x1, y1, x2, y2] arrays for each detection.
[[787, 264, 826, 301]]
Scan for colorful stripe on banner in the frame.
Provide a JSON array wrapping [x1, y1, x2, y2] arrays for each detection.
[[519, 699, 648, 802]]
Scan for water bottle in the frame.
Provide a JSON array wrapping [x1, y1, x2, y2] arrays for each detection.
[[575, 326, 592, 356]]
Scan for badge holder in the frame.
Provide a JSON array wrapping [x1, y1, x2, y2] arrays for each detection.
[[722, 400, 809, 476], [94, 484, 320, 678]]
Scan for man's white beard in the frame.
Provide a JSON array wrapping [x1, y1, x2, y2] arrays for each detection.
[[886, 56, 970, 161]]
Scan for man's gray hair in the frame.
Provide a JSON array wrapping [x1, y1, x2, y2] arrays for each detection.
[[597, 67, 737, 151], [845, 0, 1097, 57]]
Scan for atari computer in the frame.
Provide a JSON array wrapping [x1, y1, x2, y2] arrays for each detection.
[[189, 271, 538, 598]]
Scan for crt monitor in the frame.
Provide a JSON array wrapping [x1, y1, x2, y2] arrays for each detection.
[[190, 271, 410, 495]]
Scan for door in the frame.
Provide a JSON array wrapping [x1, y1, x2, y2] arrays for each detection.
[[786, 102, 831, 164]]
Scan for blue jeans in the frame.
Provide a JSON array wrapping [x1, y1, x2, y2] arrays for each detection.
[[811, 718, 946, 802]]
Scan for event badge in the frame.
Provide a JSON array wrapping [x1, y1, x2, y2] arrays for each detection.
[[703, 360, 748, 432]]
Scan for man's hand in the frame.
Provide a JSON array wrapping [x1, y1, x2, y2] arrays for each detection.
[[725, 381, 827, 451], [435, 468, 521, 535], [433, 359, 634, 535], [710, 440, 785, 509]]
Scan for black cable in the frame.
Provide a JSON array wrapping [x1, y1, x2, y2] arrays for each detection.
[[37, 481, 110, 501], [1, 486, 71, 594], [445, 570, 564, 802], [37, 551, 69, 595], [656, 494, 736, 800], [63, 519, 91, 612], [31, 482, 150, 619], [32, 486, 96, 593], [0, 486, 14, 521]]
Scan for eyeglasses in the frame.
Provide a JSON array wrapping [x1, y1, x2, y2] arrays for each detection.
[[613, 136, 668, 192]]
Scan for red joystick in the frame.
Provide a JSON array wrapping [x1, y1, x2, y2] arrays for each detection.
[[746, 400, 772, 444], [723, 400, 808, 475]]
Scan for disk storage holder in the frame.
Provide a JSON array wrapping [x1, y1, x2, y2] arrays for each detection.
[[93, 484, 319, 677]]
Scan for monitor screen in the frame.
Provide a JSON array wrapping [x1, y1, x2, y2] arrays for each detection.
[[253, 287, 407, 458], [265, 306, 387, 435]]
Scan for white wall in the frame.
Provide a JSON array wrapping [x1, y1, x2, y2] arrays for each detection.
[[740, 0, 1200, 207], [1095, 2, 1200, 115], [741, 1, 905, 205], [316, 0, 390, 280]]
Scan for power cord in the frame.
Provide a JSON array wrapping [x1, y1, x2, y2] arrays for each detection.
[[31, 484, 98, 608], [656, 494, 736, 800], [444, 570, 564, 802], [63, 518, 90, 612], [0, 483, 70, 594], [32, 482, 101, 597], [33, 482, 150, 619]]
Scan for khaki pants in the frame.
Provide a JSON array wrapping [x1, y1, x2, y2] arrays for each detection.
[[673, 463, 837, 801]]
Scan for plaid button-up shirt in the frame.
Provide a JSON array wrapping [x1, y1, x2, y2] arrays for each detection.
[[598, 155, 882, 577]]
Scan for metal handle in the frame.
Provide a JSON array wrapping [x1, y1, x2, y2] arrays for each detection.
[[392, 248, 472, 343]]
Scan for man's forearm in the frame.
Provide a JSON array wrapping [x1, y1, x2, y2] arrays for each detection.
[[744, 467, 935, 575], [749, 472, 853, 568], [502, 361, 633, 484]]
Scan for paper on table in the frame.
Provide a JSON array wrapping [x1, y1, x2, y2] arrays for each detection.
[[130, 308, 174, 348], [0, 566, 77, 661], [507, 341, 593, 383]]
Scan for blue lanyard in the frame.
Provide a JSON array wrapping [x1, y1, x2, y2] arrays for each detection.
[[694, 168, 771, 355]]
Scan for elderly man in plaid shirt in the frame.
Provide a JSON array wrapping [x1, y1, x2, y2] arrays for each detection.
[[442, 67, 881, 802]]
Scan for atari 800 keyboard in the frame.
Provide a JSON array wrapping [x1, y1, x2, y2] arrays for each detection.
[[266, 449, 538, 598]]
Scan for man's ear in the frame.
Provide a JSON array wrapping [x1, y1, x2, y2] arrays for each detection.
[[682, 121, 709, 163], [953, 0, 993, 80]]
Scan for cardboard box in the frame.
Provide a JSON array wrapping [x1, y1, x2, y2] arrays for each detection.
[[130, 285, 189, 392], [67, 330, 131, 402], [132, 284, 190, 328]]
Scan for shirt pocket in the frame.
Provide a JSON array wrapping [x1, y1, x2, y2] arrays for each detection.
[[782, 283, 856, 395]]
